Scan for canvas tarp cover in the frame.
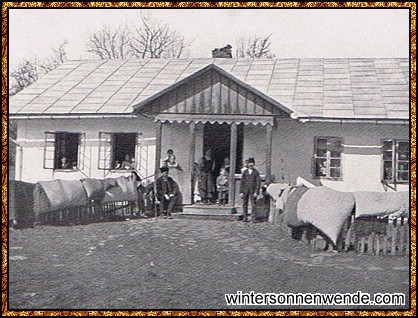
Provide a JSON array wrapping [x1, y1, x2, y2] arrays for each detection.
[[81, 178, 106, 201], [10, 180, 36, 228], [267, 184, 293, 225], [266, 183, 287, 201], [102, 176, 138, 203], [283, 185, 310, 228], [297, 186, 355, 245], [34, 179, 87, 215], [354, 191, 409, 218]]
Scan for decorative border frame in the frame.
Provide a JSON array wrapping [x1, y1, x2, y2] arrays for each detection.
[[2, 2, 416, 316]]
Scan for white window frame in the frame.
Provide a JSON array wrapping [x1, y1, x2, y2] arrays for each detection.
[[43, 131, 85, 171], [98, 132, 144, 172], [382, 139, 409, 184], [313, 136, 343, 180]]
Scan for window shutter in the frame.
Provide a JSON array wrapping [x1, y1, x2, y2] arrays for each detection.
[[311, 157, 316, 178], [43, 132, 56, 169], [136, 132, 148, 178], [77, 133, 86, 170], [98, 132, 113, 170]]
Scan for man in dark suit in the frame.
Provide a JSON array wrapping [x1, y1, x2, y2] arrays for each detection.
[[156, 166, 179, 218], [239, 157, 261, 222]]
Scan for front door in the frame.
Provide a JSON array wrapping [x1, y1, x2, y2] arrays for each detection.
[[203, 123, 231, 178], [203, 122, 244, 175]]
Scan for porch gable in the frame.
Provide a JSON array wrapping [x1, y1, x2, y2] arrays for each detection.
[[132, 64, 293, 118]]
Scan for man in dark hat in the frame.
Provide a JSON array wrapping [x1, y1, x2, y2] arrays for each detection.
[[239, 157, 261, 222], [155, 166, 179, 218]]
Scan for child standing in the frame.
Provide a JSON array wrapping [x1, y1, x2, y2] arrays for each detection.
[[216, 168, 229, 206]]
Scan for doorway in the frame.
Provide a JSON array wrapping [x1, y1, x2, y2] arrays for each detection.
[[203, 123, 244, 177]]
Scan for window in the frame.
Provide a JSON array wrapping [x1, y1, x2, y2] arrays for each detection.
[[99, 132, 146, 172], [44, 132, 85, 170], [313, 137, 343, 179], [382, 139, 409, 183]]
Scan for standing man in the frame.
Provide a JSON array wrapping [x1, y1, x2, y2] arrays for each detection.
[[155, 166, 179, 218], [239, 157, 261, 222]]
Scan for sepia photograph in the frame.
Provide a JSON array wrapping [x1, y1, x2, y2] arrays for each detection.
[[5, 4, 413, 313]]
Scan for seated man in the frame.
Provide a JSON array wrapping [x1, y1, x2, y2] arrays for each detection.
[[59, 156, 72, 169], [155, 166, 179, 218]]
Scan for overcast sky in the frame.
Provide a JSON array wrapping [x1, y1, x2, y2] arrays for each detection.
[[9, 8, 409, 69]]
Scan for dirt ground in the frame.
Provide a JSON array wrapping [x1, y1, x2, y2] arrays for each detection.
[[8, 217, 410, 311]]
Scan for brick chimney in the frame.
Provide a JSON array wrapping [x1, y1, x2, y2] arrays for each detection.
[[212, 45, 232, 58]]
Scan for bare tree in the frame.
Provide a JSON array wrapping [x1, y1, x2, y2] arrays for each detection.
[[235, 33, 275, 58], [9, 59, 39, 179], [129, 13, 188, 59], [39, 40, 68, 72], [9, 59, 39, 96], [86, 24, 131, 59], [9, 41, 69, 96], [9, 42, 68, 179]]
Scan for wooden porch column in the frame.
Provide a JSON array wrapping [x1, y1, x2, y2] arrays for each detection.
[[154, 120, 163, 177], [189, 122, 196, 203], [153, 120, 163, 218], [228, 122, 238, 207], [265, 123, 273, 178]]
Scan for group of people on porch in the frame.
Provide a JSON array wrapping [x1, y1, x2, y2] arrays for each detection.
[[155, 148, 261, 222]]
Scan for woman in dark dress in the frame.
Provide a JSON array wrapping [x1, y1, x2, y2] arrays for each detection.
[[198, 149, 216, 203]]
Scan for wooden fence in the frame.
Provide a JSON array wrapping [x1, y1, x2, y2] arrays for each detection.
[[37, 200, 140, 226], [269, 199, 410, 256]]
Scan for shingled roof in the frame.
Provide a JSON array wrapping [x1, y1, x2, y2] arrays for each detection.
[[9, 58, 409, 120]]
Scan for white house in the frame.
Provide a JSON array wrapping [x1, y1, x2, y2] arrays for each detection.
[[9, 58, 410, 207]]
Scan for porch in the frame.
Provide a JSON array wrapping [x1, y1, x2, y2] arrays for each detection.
[[132, 64, 293, 210], [154, 116, 274, 208]]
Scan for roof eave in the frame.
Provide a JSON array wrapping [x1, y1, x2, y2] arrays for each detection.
[[296, 116, 409, 125], [8, 113, 142, 120]]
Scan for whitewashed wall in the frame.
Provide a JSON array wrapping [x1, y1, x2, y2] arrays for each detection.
[[243, 124, 268, 172], [16, 118, 409, 198], [16, 117, 156, 183], [160, 122, 206, 204], [270, 119, 409, 192]]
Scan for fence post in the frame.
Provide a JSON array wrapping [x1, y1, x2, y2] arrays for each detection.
[[399, 219, 405, 254], [368, 233, 374, 255], [375, 235, 381, 255], [383, 236, 388, 255], [390, 219, 397, 256], [360, 237, 366, 254]]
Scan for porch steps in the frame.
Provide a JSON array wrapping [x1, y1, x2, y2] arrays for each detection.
[[173, 203, 243, 221]]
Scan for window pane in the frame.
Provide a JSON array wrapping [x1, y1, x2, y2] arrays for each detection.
[[397, 162, 409, 171], [55, 132, 79, 169], [383, 161, 393, 180], [382, 140, 393, 151], [330, 159, 341, 168], [383, 151, 393, 160], [329, 138, 342, 150], [397, 171, 409, 182], [113, 133, 137, 170], [398, 152, 408, 161], [330, 150, 341, 158], [316, 158, 327, 177], [316, 148, 327, 157], [330, 168, 341, 178], [316, 138, 327, 149], [329, 138, 342, 157], [398, 142, 409, 152], [396, 141, 409, 182]]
